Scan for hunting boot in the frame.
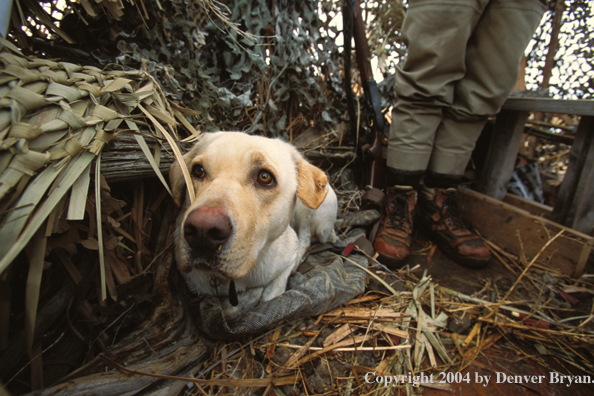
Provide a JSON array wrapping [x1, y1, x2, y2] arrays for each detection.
[[418, 186, 491, 268], [373, 186, 417, 266]]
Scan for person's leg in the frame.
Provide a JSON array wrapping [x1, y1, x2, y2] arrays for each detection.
[[378, 0, 488, 265], [386, 0, 488, 176], [418, 0, 546, 267], [427, 0, 546, 176]]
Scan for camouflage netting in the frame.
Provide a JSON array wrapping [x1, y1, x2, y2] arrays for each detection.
[[5, 0, 409, 140]]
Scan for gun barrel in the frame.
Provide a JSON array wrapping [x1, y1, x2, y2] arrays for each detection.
[[352, 0, 373, 82]]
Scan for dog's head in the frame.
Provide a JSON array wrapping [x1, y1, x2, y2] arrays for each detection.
[[169, 131, 328, 280]]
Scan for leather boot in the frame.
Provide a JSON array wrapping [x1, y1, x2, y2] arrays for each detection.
[[373, 186, 417, 266], [418, 186, 491, 268]]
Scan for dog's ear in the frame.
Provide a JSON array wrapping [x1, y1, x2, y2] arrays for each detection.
[[169, 159, 187, 208], [296, 155, 328, 209]]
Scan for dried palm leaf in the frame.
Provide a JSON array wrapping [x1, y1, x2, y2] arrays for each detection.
[[0, 38, 198, 276]]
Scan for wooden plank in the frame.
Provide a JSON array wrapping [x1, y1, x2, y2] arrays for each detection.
[[551, 116, 594, 235], [503, 193, 552, 219], [478, 109, 529, 199], [460, 187, 592, 278], [99, 134, 177, 184], [503, 97, 594, 116]]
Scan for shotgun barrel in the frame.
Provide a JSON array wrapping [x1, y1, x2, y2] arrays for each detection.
[[351, 0, 385, 189]]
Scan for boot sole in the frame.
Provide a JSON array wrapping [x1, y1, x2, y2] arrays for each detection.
[[376, 250, 409, 268]]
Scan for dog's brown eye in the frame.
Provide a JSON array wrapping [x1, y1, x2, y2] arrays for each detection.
[[192, 164, 206, 179], [257, 170, 275, 186]]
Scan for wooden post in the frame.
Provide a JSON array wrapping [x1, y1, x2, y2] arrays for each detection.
[[478, 109, 529, 200], [551, 116, 594, 235]]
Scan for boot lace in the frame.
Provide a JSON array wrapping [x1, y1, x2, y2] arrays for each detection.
[[387, 193, 411, 229], [442, 190, 466, 231]]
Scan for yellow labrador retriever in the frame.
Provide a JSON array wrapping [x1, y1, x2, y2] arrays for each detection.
[[170, 132, 338, 318]]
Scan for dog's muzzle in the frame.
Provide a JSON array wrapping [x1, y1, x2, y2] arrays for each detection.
[[183, 206, 232, 264]]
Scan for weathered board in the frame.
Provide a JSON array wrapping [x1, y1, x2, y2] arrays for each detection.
[[460, 187, 592, 278], [478, 109, 529, 199], [550, 115, 594, 235], [502, 97, 594, 116], [503, 193, 552, 219], [99, 134, 177, 184]]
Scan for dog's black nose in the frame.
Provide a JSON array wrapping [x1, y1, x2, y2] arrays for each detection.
[[184, 206, 232, 251]]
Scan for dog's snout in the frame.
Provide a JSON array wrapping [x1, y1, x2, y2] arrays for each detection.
[[184, 207, 232, 251]]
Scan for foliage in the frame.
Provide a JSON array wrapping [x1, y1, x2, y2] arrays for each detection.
[[8, 0, 352, 140], [526, 0, 593, 99], [365, 0, 405, 74], [7, 0, 594, 136], [194, 0, 346, 139]]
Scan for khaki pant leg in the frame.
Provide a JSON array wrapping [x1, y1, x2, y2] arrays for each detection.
[[427, 0, 545, 175], [387, 0, 489, 172]]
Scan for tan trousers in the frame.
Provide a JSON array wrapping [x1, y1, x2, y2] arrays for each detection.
[[387, 0, 546, 176]]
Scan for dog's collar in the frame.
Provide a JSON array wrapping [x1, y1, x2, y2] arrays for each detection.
[[228, 280, 238, 306], [210, 275, 239, 307]]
